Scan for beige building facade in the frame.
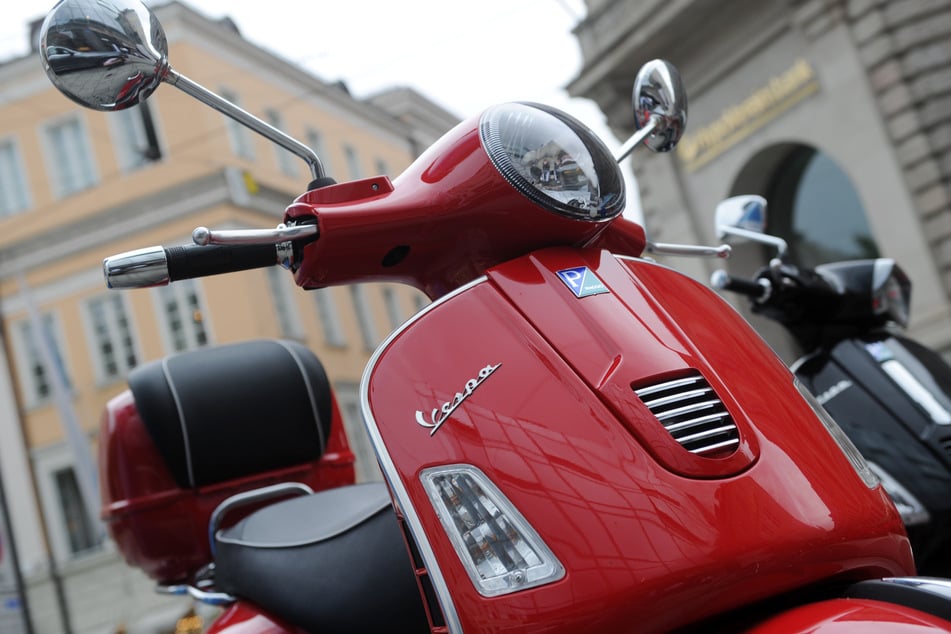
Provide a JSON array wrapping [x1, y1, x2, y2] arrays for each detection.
[[0, 2, 457, 632], [570, 0, 951, 362]]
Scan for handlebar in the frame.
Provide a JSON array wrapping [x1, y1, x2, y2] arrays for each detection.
[[710, 269, 771, 302], [104, 242, 288, 289]]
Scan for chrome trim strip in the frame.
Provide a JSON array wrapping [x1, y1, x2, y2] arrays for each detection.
[[275, 339, 327, 453], [161, 358, 196, 488], [360, 278, 489, 634], [881, 577, 951, 596]]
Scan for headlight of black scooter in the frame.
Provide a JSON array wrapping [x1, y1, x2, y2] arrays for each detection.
[[480, 102, 625, 221]]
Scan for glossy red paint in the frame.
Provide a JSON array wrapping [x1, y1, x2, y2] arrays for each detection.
[[286, 115, 645, 299], [364, 247, 913, 633], [746, 598, 951, 632], [205, 601, 305, 634], [99, 389, 355, 583]]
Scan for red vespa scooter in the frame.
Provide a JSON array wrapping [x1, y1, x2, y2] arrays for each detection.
[[39, 0, 951, 632]]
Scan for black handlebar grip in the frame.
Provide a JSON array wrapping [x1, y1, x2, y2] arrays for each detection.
[[710, 269, 770, 301], [164, 243, 279, 281]]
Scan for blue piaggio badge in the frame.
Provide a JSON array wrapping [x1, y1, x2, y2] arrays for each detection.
[[556, 267, 610, 298]]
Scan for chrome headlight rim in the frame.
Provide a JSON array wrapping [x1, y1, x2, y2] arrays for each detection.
[[480, 102, 626, 223]]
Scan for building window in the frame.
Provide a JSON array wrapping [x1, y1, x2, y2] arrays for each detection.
[[306, 128, 332, 177], [350, 285, 377, 351], [344, 144, 362, 179], [219, 88, 255, 160], [11, 313, 70, 407], [33, 443, 104, 562], [767, 146, 879, 268], [265, 108, 297, 177], [314, 287, 345, 347], [382, 286, 403, 330], [334, 383, 382, 483], [44, 116, 98, 197], [53, 467, 101, 556], [111, 102, 162, 171], [267, 267, 303, 338], [155, 279, 210, 352], [84, 294, 137, 382], [0, 137, 31, 216]]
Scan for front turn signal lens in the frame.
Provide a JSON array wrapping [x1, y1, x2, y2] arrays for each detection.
[[420, 464, 564, 597]]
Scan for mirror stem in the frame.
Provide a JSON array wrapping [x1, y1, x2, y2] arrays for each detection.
[[717, 225, 789, 258], [614, 116, 659, 163], [166, 70, 325, 180]]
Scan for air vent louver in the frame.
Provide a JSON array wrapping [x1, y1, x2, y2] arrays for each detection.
[[634, 373, 739, 457]]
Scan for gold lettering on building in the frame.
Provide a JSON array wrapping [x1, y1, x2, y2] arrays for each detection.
[[677, 59, 819, 172]]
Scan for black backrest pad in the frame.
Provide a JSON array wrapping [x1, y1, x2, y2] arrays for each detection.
[[128, 340, 334, 489]]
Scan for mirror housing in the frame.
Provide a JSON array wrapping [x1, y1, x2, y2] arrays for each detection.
[[715, 195, 767, 237], [714, 195, 788, 258], [632, 60, 687, 153], [39, 0, 328, 181], [40, 0, 169, 111]]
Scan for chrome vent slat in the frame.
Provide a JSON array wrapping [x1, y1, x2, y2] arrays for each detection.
[[688, 438, 740, 455], [634, 372, 740, 458], [640, 387, 713, 410], [634, 376, 704, 398], [676, 425, 738, 445], [654, 400, 721, 422], [664, 412, 733, 433]]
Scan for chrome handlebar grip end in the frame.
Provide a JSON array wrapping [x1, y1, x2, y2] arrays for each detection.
[[103, 246, 170, 289]]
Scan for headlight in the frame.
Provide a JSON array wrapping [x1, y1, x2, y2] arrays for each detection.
[[480, 102, 625, 221]]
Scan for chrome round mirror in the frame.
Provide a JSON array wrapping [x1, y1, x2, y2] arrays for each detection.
[[40, 0, 169, 111], [632, 60, 687, 152]]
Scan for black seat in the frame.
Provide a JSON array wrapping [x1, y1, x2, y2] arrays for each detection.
[[214, 482, 429, 633], [847, 578, 951, 622], [128, 339, 333, 488]]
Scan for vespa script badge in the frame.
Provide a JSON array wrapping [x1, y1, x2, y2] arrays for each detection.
[[416, 363, 501, 436]]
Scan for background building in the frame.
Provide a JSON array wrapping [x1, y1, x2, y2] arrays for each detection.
[[570, 0, 951, 362], [0, 1, 457, 631]]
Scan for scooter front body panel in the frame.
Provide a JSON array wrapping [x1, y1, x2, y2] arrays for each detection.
[[363, 247, 912, 633]]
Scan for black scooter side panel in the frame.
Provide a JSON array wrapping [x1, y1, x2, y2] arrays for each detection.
[[795, 336, 951, 574]]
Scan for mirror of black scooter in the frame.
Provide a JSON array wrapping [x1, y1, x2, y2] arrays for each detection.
[[40, 0, 326, 181], [714, 195, 789, 259]]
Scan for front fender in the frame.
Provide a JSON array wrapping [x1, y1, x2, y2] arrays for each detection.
[[745, 598, 951, 633]]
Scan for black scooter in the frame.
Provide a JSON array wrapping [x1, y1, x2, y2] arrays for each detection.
[[711, 195, 951, 575]]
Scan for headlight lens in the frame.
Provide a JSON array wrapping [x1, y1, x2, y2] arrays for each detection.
[[480, 102, 625, 221]]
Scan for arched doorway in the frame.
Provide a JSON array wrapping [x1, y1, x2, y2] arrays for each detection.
[[731, 143, 880, 268]]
